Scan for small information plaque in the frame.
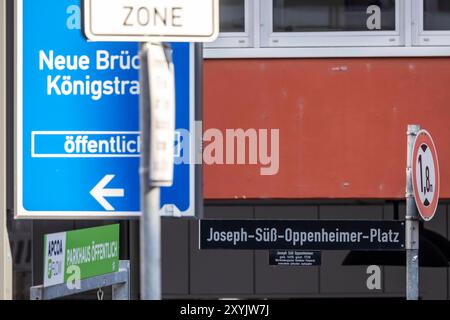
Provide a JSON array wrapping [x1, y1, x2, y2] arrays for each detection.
[[269, 251, 321, 267]]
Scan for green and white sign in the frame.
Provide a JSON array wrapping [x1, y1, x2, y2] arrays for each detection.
[[44, 224, 120, 287]]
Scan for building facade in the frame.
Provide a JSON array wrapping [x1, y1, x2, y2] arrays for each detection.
[[5, 0, 450, 300]]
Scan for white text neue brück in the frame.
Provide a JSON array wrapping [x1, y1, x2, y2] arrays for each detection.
[[39, 50, 140, 101]]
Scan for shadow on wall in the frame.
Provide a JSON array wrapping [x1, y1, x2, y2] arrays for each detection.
[[343, 223, 450, 267]]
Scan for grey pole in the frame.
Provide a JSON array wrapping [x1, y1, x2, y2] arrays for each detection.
[[194, 43, 204, 219], [139, 43, 161, 300], [0, 0, 12, 300], [406, 124, 420, 300]]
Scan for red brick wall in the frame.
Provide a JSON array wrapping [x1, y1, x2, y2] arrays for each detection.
[[204, 58, 450, 200]]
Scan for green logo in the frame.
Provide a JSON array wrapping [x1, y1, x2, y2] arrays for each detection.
[[47, 258, 53, 279]]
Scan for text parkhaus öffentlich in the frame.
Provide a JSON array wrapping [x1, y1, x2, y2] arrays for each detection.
[[39, 50, 140, 101], [206, 227, 401, 247]]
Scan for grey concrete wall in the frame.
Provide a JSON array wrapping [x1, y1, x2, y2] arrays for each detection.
[[162, 202, 450, 300], [17, 201, 450, 299]]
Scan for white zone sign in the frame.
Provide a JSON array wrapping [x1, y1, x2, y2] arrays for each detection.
[[83, 0, 219, 42], [412, 130, 440, 221]]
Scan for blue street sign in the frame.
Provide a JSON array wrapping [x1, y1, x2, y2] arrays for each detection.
[[15, 0, 198, 219], [160, 43, 197, 218]]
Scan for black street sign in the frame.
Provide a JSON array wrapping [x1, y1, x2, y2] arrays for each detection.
[[269, 251, 322, 266], [200, 220, 405, 251]]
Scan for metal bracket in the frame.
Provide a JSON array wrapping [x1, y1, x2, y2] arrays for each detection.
[[405, 219, 419, 250], [30, 260, 130, 300]]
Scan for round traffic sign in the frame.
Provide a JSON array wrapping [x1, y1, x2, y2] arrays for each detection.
[[412, 130, 440, 221]]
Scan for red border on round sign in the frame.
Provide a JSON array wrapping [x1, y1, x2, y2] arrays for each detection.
[[412, 129, 440, 221]]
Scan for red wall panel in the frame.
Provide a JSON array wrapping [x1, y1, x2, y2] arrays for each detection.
[[203, 58, 450, 200]]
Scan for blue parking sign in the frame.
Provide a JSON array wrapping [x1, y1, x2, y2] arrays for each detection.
[[15, 0, 199, 219]]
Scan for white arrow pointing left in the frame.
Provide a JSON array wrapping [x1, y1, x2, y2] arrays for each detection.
[[90, 175, 125, 211]]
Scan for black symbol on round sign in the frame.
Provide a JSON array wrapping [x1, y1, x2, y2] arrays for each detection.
[[416, 144, 434, 207]]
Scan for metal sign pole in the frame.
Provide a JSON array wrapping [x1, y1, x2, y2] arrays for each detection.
[[139, 43, 161, 300], [194, 43, 204, 219], [406, 124, 420, 300], [0, 0, 12, 300]]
